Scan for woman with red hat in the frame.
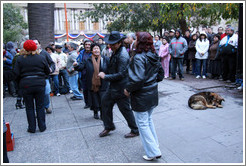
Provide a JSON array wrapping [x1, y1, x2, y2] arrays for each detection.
[[14, 40, 50, 133]]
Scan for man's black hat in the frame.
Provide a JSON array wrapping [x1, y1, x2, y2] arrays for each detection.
[[103, 31, 126, 44], [55, 45, 63, 49]]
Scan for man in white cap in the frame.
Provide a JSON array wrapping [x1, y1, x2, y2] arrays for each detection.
[[169, 29, 175, 42]]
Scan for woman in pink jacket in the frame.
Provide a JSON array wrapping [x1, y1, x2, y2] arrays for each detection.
[[158, 37, 170, 78]]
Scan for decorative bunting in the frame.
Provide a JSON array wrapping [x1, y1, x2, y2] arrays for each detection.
[[55, 32, 106, 39]]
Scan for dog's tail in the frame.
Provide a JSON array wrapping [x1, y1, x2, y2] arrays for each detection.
[[190, 103, 207, 110]]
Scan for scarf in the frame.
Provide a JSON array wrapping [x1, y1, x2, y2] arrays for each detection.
[[91, 54, 101, 92]]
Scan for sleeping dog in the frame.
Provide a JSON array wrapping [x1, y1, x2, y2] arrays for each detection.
[[188, 92, 225, 110]]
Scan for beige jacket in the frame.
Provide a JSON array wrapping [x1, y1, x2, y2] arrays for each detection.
[[50, 53, 61, 75]]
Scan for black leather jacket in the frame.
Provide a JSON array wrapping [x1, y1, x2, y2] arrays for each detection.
[[104, 46, 130, 99], [126, 51, 164, 112]]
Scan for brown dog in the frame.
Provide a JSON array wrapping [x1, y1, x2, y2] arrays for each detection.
[[188, 92, 225, 110]]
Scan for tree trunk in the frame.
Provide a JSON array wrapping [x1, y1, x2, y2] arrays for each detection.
[[159, 27, 163, 38], [237, 3, 243, 76], [178, 3, 188, 35], [28, 3, 54, 49]]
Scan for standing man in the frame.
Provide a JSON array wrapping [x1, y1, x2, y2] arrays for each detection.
[[98, 38, 106, 51], [168, 29, 176, 75], [219, 26, 238, 83], [125, 32, 137, 58], [67, 42, 84, 100], [77, 39, 92, 108], [184, 30, 191, 74], [98, 31, 139, 138], [218, 26, 227, 40], [169, 29, 188, 80], [55, 45, 71, 94], [33, 39, 55, 114], [153, 35, 162, 56], [169, 29, 175, 42]]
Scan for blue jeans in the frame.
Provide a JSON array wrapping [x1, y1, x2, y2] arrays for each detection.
[[133, 109, 161, 158], [59, 69, 70, 90], [44, 79, 51, 109], [68, 74, 83, 99], [192, 59, 197, 75], [171, 58, 184, 78], [196, 59, 207, 76], [50, 75, 59, 95]]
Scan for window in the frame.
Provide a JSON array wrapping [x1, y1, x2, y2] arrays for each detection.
[[93, 22, 99, 31], [79, 21, 86, 30]]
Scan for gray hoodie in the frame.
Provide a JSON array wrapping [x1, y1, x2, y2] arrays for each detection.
[[169, 36, 188, 58]]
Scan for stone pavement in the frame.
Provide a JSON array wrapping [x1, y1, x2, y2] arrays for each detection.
[[3, 73, 244, 164]]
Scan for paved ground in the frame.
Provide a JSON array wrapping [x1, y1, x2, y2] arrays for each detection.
[[3, 73, 244, 164]]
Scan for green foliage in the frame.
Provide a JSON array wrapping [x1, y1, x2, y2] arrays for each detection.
[[79, 3, 239, 35], [3, 3, 28, 43]]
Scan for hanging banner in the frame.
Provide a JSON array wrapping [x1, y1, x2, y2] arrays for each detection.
[[55, 31, 106, 40]]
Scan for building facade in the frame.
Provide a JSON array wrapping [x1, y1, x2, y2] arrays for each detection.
[[16, 3, 108, 36]]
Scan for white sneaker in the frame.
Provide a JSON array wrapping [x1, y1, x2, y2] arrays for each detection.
[[142, 155, 162, 161], [143, 155, 154, 161], [56, 93, 61, 96], [196, 75, 201, 79], [69, 90, 73, 94], [202, 75, 206, 79]]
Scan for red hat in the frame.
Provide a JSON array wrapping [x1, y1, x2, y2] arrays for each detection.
[[23, 40, 37, 51]]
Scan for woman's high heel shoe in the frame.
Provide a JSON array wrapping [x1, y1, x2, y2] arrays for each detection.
[[15, 103, 25, 109]]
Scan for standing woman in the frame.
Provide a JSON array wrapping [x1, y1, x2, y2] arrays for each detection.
[[73, 43, 109, 119], [188, 33, 198, 75], [208, 34, 221, 79], [195, 31, 210, 79], [159, 37, 170, 78], [124, 32, 164, 161], [45, 45, 61, 96], [14, 40, 50, 133]]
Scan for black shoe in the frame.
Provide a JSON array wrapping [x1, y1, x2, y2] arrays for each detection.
[[94, 110, 99, 119], [84, 105, 90, 109], [11, 93, 18, 97], [71, 96, 83, 100], [94, 113, 99, 119], [39, 127, 46, 132], [15, 103, 25, 109], [99, 127, 115, 137], [70, 96, 76, 99], [99, 129, 111, 137], [124, 132, 139, 138], [27, 128, 35, 133]]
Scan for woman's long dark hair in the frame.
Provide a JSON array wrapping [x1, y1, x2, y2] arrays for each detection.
[[136, 32, 155, 54], [199, 34, 207, 42]]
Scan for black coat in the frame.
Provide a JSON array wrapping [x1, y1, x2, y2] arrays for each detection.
[[126, 51, 164, 112], [104, 46, 130, 99], [74, 55, 109, 91], [188, 40, 197, 60], [14, 54, 50, 89]]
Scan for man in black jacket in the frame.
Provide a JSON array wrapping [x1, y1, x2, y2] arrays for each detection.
[[98, 31, 139, 138], [33, 39, 55, 114]]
